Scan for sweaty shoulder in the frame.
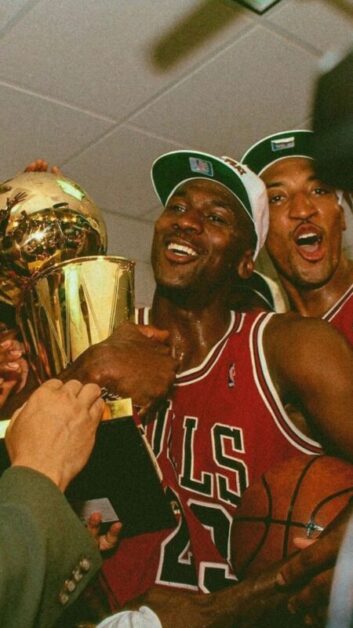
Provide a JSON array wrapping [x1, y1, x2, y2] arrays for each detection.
[[262, 312, 353, 395], [262, 312, 353, 460], [265, 311, 351, 350]]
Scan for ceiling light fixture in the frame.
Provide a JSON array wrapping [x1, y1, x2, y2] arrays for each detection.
[[233, 0, 283, 13]]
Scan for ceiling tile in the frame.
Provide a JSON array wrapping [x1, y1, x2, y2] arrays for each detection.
[[141, 204, 164, 222], [63, 125, 183, 217], [0, 83, 113, 180], [0, 0, 33, 33], [0, 0, 252, 120], [131, 25, 318, 160], [267, 0, 353, 53]]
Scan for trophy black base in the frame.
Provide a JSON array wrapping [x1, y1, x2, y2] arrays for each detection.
[[66, 415, 176, 537], [0, 416, 176, 538]]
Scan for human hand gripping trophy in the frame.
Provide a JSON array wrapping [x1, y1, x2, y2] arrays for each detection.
[[0, 168, 176, 537]]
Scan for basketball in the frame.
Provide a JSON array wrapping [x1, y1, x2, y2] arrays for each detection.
[[231, 454, 353, 579]]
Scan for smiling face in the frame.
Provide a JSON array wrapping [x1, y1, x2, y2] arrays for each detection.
[[262, 157, 345, 288], [151, 179, 255, 299]]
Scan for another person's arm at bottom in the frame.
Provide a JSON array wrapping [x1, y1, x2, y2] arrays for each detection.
[[127, 566, 292, 628], [1, 378, 104, 627], [0, 466, 102, 628], [94, 564, 296, 628]]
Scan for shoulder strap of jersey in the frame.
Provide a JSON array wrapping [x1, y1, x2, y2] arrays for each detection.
[[135, 306, 151, 325], [322, 283, 353, 321]]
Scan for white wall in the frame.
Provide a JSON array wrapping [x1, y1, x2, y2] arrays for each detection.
[[103, 210, 156, 307]]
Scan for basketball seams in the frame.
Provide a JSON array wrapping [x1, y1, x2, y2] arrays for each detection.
[[311, 487, 353, 522], [235, 516, 308, 530], [233, 475, 273, 579], [231, 455, 353, 579], [283, 456, 319, 558]]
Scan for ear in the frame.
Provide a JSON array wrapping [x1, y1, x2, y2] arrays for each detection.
[[340, 191, 353, 232], [341, 208, 347, 232], [338, 201, 347, 232], [236, 249, 255, 279]]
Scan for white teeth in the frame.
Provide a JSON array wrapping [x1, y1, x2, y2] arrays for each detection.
[[299, 232, 317, 239], [297, 232, 321, 245], [168, 242, 197, 257]]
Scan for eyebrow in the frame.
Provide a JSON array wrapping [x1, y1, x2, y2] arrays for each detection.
[[168, 193, 235, 211], [210, 200, 235, 210], [170, 190, 187, 199], [265, 174, 321, 189], [266, 181, 283, 189]]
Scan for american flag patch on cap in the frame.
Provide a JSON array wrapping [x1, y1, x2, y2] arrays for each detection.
[[271, 136, 295, 152], [189, 157, 214, 176]]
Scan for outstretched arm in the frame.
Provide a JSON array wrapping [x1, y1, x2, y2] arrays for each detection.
[[0, 379, 104, 627], [122, 563, 296, 628], [264, 313, 353, 460], [262, 314, 353, 625], [275, 500, 353, 626]]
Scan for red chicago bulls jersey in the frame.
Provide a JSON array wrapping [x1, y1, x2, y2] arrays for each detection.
[[322, 284, 353, 347], [102, 310, 321, 607]]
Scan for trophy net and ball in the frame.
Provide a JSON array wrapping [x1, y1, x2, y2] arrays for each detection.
[[0, 170, 175, 537]]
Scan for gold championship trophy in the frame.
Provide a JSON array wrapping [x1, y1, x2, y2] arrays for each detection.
[[0, 171, 175, 536]]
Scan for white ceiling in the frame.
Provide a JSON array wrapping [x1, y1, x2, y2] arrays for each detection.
[[0, 0, 352, 303]]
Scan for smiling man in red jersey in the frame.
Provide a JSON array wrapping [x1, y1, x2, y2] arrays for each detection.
[[241, 130, 353, 345], [58, 149, 353, 628]]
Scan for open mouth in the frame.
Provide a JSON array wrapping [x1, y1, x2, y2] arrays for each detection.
[[166, 241, 198, 259], [294, 226, 324, 260], [296, 232, 322, 251]]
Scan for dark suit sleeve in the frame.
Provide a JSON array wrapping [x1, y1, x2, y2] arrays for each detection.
[[0, 466, 102, 628]]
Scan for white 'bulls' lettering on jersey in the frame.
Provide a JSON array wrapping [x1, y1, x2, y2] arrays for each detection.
[[102, 309, 321, 606]]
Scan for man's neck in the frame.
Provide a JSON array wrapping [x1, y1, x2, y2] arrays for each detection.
[[280, 258, 353, 318], [150, 291, 232, 373]]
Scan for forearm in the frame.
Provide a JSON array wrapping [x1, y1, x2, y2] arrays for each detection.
[[218, 503, 353, 628], [127, 565, 294, 628], [208, 565, 289, 627], [202, 568, 297, 628]]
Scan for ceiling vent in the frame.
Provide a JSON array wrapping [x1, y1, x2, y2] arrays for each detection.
[[232, 0, 283, 13]]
